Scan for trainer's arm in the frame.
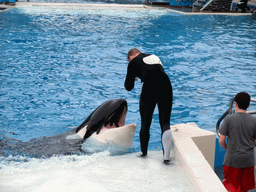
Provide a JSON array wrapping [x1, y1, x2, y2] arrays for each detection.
[[219, 134, 227, 150], [124, 63, 136, 91]]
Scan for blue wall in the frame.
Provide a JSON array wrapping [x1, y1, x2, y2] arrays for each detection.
[[169, 0, 195, 6], [215, 137, 225, 167]]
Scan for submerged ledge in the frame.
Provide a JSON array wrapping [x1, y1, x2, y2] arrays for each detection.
[[167, 8, 253, 15], [0, 2, 253, 16]]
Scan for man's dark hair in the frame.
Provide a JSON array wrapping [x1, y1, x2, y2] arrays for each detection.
[[127, 48, 141, 60], [235, 92, 251, 110]]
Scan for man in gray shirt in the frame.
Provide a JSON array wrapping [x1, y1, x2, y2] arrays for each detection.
[[219, 92, 256, 192]]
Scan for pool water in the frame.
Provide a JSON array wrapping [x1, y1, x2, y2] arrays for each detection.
[[0, 6, 256, 191], [1, 6, 255, 144]]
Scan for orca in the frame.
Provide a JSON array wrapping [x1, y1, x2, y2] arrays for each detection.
[[76, 99, 128, 138], [72, 98, 136, 148], [0, 98, 136, 157]]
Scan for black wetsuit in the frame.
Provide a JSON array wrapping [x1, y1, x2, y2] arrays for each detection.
[[124, 53, 173, 156], [237, 0, 250, 13]]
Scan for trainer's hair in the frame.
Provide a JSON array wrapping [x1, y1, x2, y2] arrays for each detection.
[[235, 92, 251, 110], [127, 48, 141, 60]]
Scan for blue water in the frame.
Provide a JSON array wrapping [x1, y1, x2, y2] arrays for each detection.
[[1, 7, 256, 154]]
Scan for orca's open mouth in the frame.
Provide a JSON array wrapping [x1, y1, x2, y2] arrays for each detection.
[[103, 108, 127, 129]]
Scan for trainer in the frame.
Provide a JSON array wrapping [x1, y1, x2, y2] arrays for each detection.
[[124, 48, 173, 162]]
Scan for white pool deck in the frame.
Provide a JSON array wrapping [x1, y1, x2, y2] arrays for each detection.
[[0, 2, 253, 16]]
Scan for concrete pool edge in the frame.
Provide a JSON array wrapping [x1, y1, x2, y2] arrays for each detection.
[[0, 2, 253, 16], [0, 2, 152, 9], [171, 122, 227, 192]]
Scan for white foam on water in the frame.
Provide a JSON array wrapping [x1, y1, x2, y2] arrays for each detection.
[[16, 6, 171, 18], [0, 151, 195, 192]]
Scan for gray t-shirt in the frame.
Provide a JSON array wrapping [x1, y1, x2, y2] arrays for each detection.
[[219, 113, 256, 168]]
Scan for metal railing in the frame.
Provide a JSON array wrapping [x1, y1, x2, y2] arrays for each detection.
[[216, 96, 256, 137], [192, 0, 210, 11], [200, 0, 213, 11]]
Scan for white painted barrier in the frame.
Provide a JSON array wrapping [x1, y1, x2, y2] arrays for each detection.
[[171, 123, 227, 192]]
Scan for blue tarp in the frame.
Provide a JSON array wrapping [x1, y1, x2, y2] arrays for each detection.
[[1, 0, 16, 3]]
